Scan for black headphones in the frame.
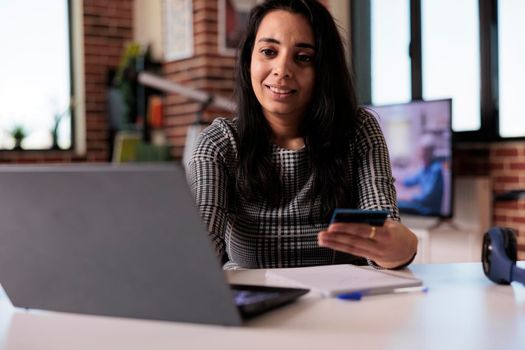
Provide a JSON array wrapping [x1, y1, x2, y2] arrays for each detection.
[[482, 227, 525, 285]]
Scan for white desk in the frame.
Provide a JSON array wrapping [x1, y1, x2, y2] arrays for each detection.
[[1, 263, 524, 350]]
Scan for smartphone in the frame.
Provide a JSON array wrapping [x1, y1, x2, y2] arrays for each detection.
[[330, 209, 388, 226]]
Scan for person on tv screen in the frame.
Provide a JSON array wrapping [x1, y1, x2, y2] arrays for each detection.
[[397, 134, 444, 216], [187, 0, 418, 270]]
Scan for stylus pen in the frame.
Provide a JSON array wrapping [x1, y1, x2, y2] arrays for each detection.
[[337, 286, 429, 301]]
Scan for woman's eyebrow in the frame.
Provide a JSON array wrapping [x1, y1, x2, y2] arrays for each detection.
[[296, 43, 315, 50], [257, 37, 315, 50]]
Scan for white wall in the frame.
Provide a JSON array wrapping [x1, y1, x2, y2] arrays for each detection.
[[134, 0, 163, 61]]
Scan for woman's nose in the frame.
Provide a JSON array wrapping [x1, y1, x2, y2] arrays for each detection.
[[272, 56, 293, 79]]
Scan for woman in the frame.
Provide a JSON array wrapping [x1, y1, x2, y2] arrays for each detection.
[[187, 0, 418, 270]]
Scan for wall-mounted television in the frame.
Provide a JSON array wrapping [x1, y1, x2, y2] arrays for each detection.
[[367, 99, 453, 218]]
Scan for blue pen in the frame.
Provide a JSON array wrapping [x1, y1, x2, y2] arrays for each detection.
[[337, 286, 429, 301], [337, 292, 363, 301]]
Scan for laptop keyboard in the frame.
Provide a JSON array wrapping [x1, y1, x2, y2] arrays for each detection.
[[233, 290, 281, 306]]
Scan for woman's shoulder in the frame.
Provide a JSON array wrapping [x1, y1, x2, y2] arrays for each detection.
[[194, 117, 239, 158], [201, 117, 238, 139], [348, 107, 384, 143], [355, 106, 381, 130]]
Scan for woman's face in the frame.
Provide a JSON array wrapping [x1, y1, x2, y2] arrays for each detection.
[[250, 10, 315, 125]]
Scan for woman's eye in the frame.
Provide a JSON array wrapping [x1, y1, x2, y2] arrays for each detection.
[[261, 48, 276, 57], [296, 54, 313, 63]]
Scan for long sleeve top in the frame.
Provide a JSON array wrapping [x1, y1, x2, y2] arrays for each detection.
[[187, 110, 399, 269]]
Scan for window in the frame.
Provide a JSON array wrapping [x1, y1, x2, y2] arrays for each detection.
[[498, 0, 525, 137], [371, 0, 411, 105], [0, 0, 73, 150], [352, 0, 525, 140], [421, 0, 480, 132]]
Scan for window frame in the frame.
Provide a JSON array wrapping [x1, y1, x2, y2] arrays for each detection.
[[351, 0, 523, 143], [67, 0, 76, 151]]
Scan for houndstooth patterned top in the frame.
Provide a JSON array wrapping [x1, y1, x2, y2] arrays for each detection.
[[187, 109, 400, 269]]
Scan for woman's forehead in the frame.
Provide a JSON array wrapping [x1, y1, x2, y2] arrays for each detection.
[[255, 10, 314, 46]]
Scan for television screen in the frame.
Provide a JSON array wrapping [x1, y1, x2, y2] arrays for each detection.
[[367, 99, 453, 218]]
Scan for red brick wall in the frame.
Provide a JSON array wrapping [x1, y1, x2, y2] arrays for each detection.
[[0, 0, 133, 163], [163, 0, 234, 158], [454, 145, 491, 176], [83, 0, 133, 161], [453, 142, 525, 258], [490, 143, 525, 259]]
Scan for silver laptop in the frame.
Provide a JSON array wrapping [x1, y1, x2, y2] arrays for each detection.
[[0, 164, 307, 326]]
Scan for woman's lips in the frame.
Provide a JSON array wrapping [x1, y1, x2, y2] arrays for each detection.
[[266, 85, 296, 99]]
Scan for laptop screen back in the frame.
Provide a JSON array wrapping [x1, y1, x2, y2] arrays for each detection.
[[0, 164, 243, 326]]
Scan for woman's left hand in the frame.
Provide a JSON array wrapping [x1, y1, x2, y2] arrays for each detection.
[[318, 219, 418, 269]]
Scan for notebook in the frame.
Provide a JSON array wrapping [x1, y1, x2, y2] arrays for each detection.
[[0, 164, 308, 326], [266, 264, 423, 297]]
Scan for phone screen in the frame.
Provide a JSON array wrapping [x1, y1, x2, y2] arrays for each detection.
[[330, 209, 388, 226]]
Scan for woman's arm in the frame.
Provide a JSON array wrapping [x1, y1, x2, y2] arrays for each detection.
[[318, 112, 418, 269], [186, 123, 232, 263], [352, 111, 400, 218]]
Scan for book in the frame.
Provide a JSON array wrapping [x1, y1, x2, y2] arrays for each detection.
[[265, 264, 423, 297]]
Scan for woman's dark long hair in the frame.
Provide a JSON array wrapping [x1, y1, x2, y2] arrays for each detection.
[[234, 0, 359, 217]]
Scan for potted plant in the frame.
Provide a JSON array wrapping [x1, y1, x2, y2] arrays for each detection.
[[10, 125, 27, 150], [115, 42, 143, 127]]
